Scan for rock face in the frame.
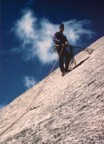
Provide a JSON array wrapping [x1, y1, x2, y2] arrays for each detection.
[[0, 37, 104, 144]]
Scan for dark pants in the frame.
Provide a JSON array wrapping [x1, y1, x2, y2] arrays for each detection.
[[57, 49, 72, 72]]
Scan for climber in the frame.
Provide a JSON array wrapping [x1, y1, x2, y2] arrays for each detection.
[[53, 23, 73, 76]]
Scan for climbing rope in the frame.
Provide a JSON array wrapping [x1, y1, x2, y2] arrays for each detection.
[[0, 46, 65, 136], [0, 45, 93, 136]]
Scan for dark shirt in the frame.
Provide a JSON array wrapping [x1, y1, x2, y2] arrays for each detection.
[[53, 31, 68, 47], [53, 31, 73, 55]]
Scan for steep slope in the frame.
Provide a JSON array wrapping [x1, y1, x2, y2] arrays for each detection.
[[0, 37, 104, 144]]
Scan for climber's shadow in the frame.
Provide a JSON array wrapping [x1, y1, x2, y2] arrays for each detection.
[[69, 56, 90, 72]]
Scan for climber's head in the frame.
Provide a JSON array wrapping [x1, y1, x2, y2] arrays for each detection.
[[59, 23, 64, 32]]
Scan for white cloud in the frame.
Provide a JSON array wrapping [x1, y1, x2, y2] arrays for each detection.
[[12, 9, 94, 64], [23, 76, 37, 88], [64, 20, 94, 45]]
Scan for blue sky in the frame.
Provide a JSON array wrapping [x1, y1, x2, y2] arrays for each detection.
[[0, 0, 104, 108]]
